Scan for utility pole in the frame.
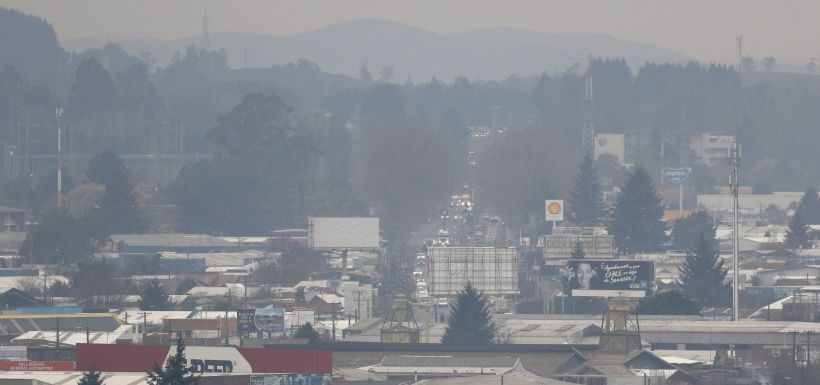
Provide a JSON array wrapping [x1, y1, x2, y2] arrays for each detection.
[[138, 311, 151, 343], [55, 107, 63, 212], [582, 73, 594, 153], [224, 309, 229, 346], [55, 317, 60, 359], [730, 137, 741, 321]]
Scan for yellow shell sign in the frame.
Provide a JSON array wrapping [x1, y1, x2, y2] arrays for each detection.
[[545, 200, 564, 221]]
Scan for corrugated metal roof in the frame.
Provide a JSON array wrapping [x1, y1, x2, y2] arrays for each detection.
[[12, 325, 134, 345], [381, 355, 518, 368]]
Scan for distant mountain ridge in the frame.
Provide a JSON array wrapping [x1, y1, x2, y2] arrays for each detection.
[[64, 19, 690, 81]]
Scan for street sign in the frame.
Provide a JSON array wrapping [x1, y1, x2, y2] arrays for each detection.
[[545, 200, 564, 221], [663, 167, 691, 184]]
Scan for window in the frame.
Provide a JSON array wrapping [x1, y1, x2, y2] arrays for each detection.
[[2, 215, 14, 232]]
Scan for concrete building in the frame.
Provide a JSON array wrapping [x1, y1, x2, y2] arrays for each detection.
[[688, 134, 734, 166], [697, 192, 802, 215]]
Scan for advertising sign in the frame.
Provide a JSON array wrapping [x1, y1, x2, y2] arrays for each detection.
[[254, 308, 285, 333], [663, 167, 691, 184], [566, 259, 654, 298], [309, 217, 379, 249], [545, 200, 564, 221], [76, 344, 333, 374], [0, 346, 27, 361], [237, 309, 257, 334], [236, 308, 285, 334], [0, 360, 75, 371]]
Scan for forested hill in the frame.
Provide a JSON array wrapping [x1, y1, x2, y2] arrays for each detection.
[[0, 7, 68, 85], [64, 19, 689, 81]]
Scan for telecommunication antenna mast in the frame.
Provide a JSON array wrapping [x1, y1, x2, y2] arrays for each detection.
[[201, 7, 212, 51], [730, 137, 741, 321], [736, 34, 743, 72]]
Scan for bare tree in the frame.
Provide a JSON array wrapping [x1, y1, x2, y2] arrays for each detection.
[[16, 277, 43, 297]]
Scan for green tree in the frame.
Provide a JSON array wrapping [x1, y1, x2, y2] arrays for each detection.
[[796, 187, 820, 224], [71, 260, 119, 308], [33, 168, 74, 214], [637, 290, 701, 315], [293, 322, 320, 345], [295, 287, 306, 303], [786, 210, 811, 249], [608, 166, 667, 254], [761, 56, 777, 71], [175, 278, 198, 295], [69, 57, 116, 116], [278, 247, 327, 286], [147, 338, 199, 385], [251, 260, 281, 285], [569, 154, 605, 226], [138, 280, 170, 311], [679, 231, 730, 307], [172, 93, 319, 234], [78, 368, 104, 385], [20, 211, 94, 264], [86, 151, 147, 240], [671, 211, 715, 250], [441, 282, 496, 344], [570, 241, 585, 259]]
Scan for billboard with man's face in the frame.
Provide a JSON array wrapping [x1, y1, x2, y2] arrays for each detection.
[[566, 259, 654, 297]]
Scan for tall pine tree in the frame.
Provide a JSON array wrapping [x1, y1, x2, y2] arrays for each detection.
[[147, 338, 199, 385], [138, 280, 170, 311], [441, 282, 496, 344], [78, 368, 104, 385], [569, 154, 605, 226], [679, 231, 730, 307], [608, 166, 666, 254], [570, 241, 585, 259], [786, 210, 811, 249], [796, 187, 820, 225], [86, 150, 147, 240], [671, 211, 715, 250]]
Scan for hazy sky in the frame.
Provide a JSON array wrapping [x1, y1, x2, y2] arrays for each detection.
[[2, 0, 819, 65]]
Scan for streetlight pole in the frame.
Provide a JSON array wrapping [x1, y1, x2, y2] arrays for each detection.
[[730, 138, 740, 322]]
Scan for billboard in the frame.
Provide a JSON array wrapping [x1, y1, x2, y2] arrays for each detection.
[[309, 217, 379, 249], [76, 344, 333, 374], [237, 309, 257, 334], [0, 346, 27, 360], [566, 259, 654, 298], [238, 308, 285, 333], [429, 247, 518, 296], [542, 228, 614, 264], [545, 200, 564, 221]]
